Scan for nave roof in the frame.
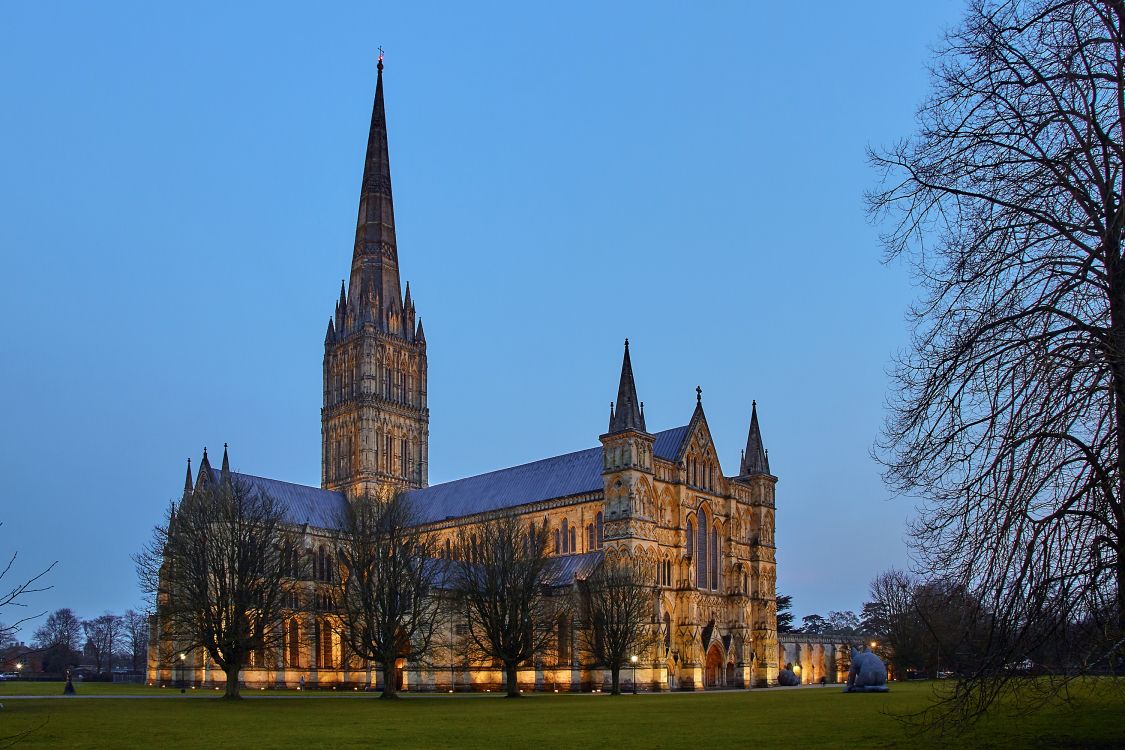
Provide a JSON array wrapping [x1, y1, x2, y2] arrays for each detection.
[[196, 425, 690, 530]]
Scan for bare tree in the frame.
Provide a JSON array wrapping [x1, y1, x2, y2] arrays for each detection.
[[82, 613, 123, 675], [122, 609, 150, 673], [864, 570, 921, 676], [576, 558, 657, 695], [866, 570, 992, 681], [333, 491, 440, 699], [135, 475, 299, 699], [0, 521, 54, 645], [451, 515, 554, 697], [32, 608, 81, 673], [868, 0, 1125, 726]]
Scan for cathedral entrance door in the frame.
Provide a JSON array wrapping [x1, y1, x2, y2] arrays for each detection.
[[705, 644, 723, 688]]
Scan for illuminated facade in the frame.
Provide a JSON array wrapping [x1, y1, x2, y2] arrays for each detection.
[[149, 60, 779, 691]]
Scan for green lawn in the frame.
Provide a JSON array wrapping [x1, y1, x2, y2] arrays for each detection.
[[0, 681, 1121, 749]]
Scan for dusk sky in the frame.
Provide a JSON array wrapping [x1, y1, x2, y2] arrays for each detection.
[[1, 1, 967, 636]]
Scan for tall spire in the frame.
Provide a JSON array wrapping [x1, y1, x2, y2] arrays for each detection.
[[608, 339, 646, 433], [349, 51, 404, 331], [740, 401, 770, 475]]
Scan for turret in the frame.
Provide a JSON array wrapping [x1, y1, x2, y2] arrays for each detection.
[[182, 458, 193, 499], [738, 401, 771, 478], [220, 443, 231, 483], [600, 340, 656, 533]]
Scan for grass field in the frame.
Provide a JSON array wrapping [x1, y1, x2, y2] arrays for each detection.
[[0, 681, 1121, 749]]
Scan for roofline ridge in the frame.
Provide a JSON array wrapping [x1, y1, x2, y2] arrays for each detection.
[[227, 469, 345, 495], [415, 423, 692, 493]]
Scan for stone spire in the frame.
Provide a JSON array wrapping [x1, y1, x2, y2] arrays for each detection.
[[323, 51, 429, 495], [183, 458, 193, 497], [348, 52, 404, 332], [220, 443, 231, 482], [608, 339, 646, 433], [740, 401, 770, 475]]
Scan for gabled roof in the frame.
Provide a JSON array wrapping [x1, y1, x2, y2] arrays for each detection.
[[201, 466, 348, 530], [546, 551, 604, 587], [193, 424, 691, 531], [653, 425, 690, 460], [407, 425, 689, 524]]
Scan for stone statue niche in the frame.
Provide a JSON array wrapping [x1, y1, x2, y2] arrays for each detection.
[[844, 648, 889, 693]]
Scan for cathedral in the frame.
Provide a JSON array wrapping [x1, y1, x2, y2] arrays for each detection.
[[150, 58, 780, 691]]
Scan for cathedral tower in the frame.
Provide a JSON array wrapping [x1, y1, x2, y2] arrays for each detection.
[[322, 57, 429, 496]]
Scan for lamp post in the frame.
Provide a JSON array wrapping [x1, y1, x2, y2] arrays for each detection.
[[179, 652, 186, 691], [630, 654, 638, 694]]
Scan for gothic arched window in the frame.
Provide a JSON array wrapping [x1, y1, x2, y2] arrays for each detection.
[[696, 508, 709, 589], [596, 512, 604, 549], [711, 527, 720, 590], [686, 520, 694, 558], [557, 614, 570, 665], [317, 619, 334, 669], [561, 519, 569, 554], [287, 619, 300, 667]]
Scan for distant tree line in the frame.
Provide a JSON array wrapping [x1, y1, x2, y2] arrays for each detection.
[[776, 593, 866, 637], [3, 607, 151, 677]]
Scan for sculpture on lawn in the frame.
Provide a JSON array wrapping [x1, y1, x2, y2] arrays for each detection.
[[777, 663, 800, 686], [845, 647, 889, 692]]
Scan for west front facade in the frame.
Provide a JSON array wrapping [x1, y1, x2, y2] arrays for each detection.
[[149, 58, 780, 692]]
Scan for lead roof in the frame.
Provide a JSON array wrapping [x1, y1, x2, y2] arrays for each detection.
[[199, 424, 690, 531]]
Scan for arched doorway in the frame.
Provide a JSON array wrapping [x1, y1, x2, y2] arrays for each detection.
[[705, 643, 724, 688]]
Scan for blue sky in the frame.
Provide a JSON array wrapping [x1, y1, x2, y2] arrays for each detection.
[[0, 1, 966, 635]]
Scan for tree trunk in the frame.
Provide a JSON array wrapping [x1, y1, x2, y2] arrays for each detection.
[[380, 662, 399, 699], [610, 665, 621, 695], [223, 665, 241, 699], [1106, 220, 1125, 658], [504, 661, 520, 698]]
